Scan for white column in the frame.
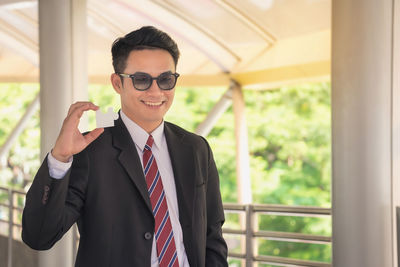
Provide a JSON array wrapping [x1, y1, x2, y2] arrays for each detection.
[[232, 81, 252, 204], [332, 0, 396, 266], [393, 1, 400, 266], [195, 87, 232, 137], [38, 0, 87, 266]]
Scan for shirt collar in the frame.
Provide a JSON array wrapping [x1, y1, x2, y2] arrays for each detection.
[[120, 110, 164, 152]]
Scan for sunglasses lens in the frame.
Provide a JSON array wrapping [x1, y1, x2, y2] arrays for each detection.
[[158, 73, 176, 90], [132, 73, 151, 90]]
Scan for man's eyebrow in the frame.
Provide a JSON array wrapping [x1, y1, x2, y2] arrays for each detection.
[[132, 70, 173, 75], [160, 70, 173, 74]]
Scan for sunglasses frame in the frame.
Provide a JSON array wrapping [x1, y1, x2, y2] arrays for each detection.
[[118, 72, 180, 91]]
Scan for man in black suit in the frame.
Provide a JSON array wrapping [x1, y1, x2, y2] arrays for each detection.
[[22, 26, 228, 267]]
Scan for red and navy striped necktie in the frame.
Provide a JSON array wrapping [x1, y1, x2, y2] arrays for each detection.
[[143, 135, 179, 267]]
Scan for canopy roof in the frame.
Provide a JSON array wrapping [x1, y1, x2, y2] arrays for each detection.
[[0, 0, 331, 89]]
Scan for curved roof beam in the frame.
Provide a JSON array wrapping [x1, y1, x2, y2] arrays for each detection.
[[0, 0, 36, 9], [213, 0, 277, 45], [88, 2, 125, 39], [151, 0, 240, 60], [0, 4, 38, 66], [112, 0, 240, 72], [0, 16, 38, 67], [11, 9, 37, 26]]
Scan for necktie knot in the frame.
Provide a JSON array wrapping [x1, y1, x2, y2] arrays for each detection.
[[145, 135, 154, 151]]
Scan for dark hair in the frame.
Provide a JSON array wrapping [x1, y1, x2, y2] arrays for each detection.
[[111, 26, 180, 73]]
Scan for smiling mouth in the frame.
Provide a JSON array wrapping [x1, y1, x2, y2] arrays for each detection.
[[143, 101, 164, 107]]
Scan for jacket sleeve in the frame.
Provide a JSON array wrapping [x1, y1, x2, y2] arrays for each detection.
[[21, 152, 88, 250], [202, 138, 229, 267]]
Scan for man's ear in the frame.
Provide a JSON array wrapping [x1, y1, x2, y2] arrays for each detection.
[[111, 73, 122, 94]]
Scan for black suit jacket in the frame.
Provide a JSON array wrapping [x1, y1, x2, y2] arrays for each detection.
[[22, 118, 228, 267]]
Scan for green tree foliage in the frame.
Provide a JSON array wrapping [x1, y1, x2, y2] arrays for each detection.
[[247, 84, 331, 262], [0, 83, 40, 190], [246, 84, 331, 208]]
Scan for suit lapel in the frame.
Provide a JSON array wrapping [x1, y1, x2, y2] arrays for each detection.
[[111, 117, 152, 213], [165, 123, 197, 265], [164, 123, 195, 228]]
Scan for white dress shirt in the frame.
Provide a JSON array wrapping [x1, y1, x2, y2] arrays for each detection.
[[48, 110, 190, 267]]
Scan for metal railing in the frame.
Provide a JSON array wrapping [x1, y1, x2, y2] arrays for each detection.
[[0, 186, 332, 267], [0, 186, 25, 267], [223, 203, 332, 267]]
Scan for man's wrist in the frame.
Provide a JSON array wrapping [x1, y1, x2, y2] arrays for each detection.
[[51, 148, 71, 163], [48, 150, 72, 179]]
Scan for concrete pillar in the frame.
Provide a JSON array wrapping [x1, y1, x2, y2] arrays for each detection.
[[232, 81, 252, 204], [393, 1, 400, 266], [38, 0, 87, 266], [332, 0, 397, 266]]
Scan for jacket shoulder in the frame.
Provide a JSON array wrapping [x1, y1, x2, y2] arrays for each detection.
[[164, 121, 209, 146]]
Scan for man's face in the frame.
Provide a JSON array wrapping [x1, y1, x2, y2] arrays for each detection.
[[111, 49, 176, 132]]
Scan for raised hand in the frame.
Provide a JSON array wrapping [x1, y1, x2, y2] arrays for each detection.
[[52, 102, 104, 163]]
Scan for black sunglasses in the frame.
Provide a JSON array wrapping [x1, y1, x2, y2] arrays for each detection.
[[118, 71, 180, 91]]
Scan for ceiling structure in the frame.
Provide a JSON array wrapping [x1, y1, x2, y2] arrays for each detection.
[[0, 0, 331, 89]]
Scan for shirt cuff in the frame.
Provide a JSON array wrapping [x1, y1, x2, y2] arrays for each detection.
[[47, 151, 73, 179]]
